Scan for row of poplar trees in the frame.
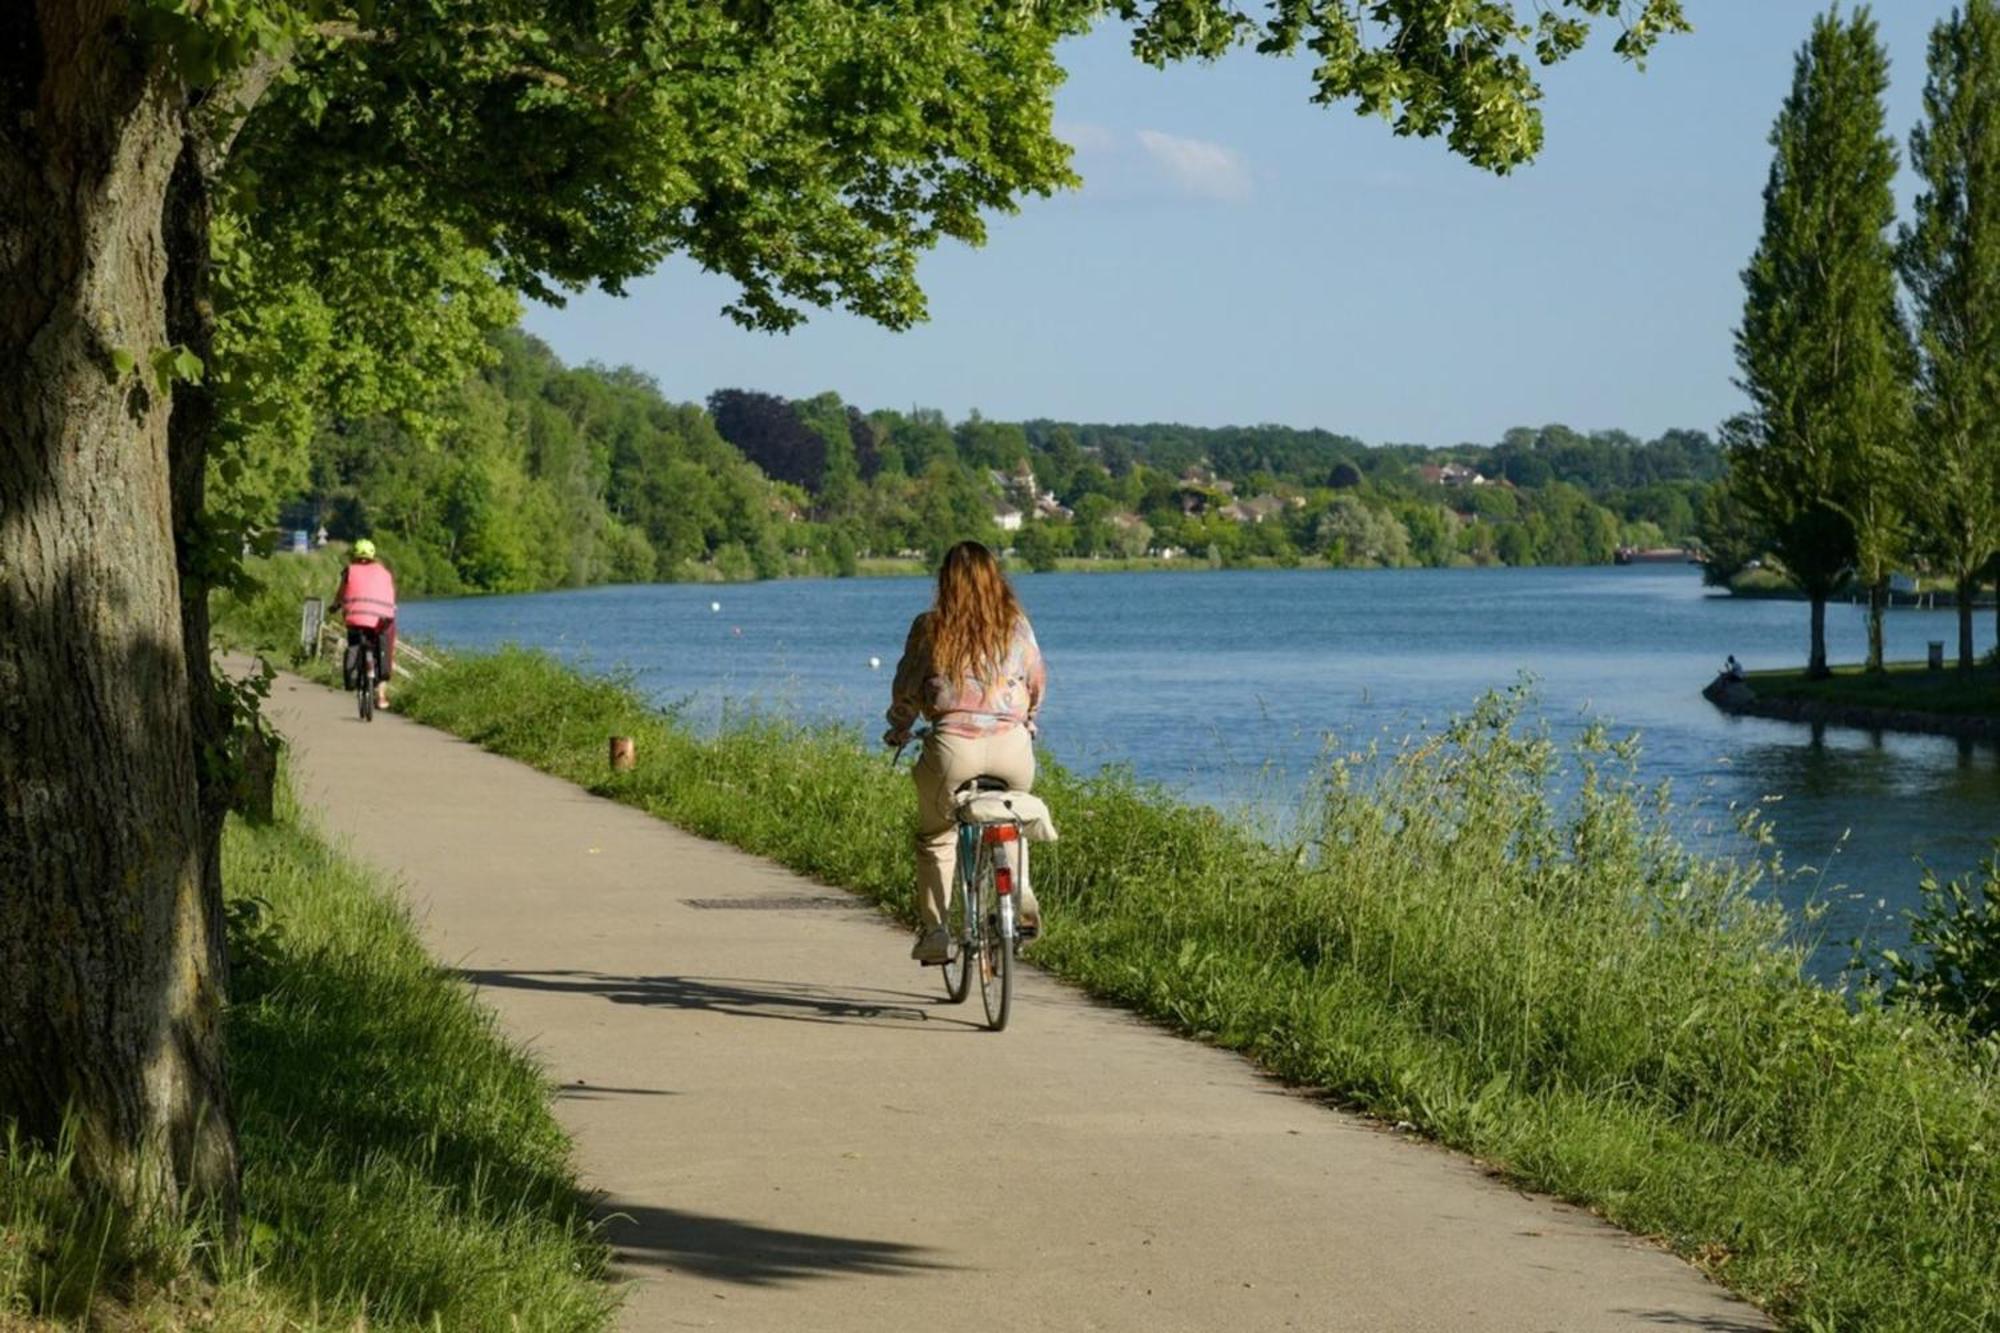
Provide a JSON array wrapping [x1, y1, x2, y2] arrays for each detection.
[[1733, 2, 2000, 678]]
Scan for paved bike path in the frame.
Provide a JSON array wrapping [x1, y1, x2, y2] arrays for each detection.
[[264, 672, 1769, 1333]]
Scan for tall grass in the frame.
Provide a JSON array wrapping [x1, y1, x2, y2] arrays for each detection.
[[211, 548, 348, 660], [1, 775, 611, 1330], [397, 648, 2000, 1332]]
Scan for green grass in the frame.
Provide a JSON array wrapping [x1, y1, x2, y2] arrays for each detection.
[[211, 548, 349, 661], [393, 648, 2000, 1332], [2, 777, 612, 1331], [1747, 661, 2000, 722]]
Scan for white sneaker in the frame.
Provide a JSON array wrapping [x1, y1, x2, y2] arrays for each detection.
[[910, 925, 953, 964]]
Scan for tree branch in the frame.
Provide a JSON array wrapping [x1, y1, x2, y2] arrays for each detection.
[[193, 43, 297, 176]]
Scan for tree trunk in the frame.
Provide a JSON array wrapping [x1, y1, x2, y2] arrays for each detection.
[[1958, 575, 1976, 673], [1866, 578, 1887, 674], [1809, 592, 1830, 678], [166, 105, 245, 1218], [0, 6, 237, 1211]]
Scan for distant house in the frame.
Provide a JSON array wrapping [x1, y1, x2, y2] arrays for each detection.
[[993, 503, 1024, 532], [1419, 462, 1485, 488], [1218, 495, 1286, 524], [1034, 491, 1073, 522]]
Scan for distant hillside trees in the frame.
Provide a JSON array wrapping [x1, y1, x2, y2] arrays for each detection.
[[282, 329, 1729, 595]]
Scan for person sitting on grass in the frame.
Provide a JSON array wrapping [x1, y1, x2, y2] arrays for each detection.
[[884, 541, 1047, 964], [331, 538, 397, 711]]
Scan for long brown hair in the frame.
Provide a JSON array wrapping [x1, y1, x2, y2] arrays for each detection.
[[930, 541, 1022, 682]]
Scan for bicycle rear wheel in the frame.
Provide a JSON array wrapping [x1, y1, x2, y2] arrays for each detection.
[[358, 649, 375, 722], [977, 847, 1014, 1031]]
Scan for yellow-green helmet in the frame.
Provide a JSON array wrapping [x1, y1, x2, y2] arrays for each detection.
[[352, 538, 378, 561]]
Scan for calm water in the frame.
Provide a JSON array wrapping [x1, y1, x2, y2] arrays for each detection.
[[403, 566, 2000, 956]]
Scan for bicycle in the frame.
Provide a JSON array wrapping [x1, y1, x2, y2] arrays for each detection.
[[346, 629, 381, 723], [938, 776, 1030, 1030], [893, 731, 1058, 1032]]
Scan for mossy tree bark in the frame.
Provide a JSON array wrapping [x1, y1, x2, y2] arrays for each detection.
[[0, 3, 238, 1212]]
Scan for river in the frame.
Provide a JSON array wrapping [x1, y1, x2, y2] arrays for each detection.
[[402, 565, 2000, 958]]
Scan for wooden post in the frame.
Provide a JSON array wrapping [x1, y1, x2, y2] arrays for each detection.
[[609, 736, 636, 772]]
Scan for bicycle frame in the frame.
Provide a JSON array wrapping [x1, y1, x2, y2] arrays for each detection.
[[953, 819, 1024, 939]]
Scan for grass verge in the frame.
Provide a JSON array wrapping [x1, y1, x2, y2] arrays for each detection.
[[2, 776, 611, 1330], [393, 647, 2000, 1332], [1747, 661, 2000, 722]]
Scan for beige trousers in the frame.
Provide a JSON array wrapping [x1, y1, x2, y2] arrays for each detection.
[[914, 728, 1036, 928]]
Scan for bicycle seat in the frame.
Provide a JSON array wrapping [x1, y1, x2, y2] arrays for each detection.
[[955, 775, 1011, 795]]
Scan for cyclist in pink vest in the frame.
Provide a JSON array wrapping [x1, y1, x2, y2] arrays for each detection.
[[331, 538, 398, 710]]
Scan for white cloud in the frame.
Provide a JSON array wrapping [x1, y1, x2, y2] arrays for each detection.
[[1134, 129, 1252, 202]]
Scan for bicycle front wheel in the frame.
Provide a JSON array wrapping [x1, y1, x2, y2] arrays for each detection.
[[977, 849, 1014, 1031]]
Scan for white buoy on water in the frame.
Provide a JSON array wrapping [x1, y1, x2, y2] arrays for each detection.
[[868, 656, 881, 670], [710, 600, 721, 613]]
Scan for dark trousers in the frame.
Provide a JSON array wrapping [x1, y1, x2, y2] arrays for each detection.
[[345, 620, 396, 682]]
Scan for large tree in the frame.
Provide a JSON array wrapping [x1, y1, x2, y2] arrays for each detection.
[[1901, 0, 2000, 673], [1730, 7, 1908, 678], [0, 0, 1689, 1211]]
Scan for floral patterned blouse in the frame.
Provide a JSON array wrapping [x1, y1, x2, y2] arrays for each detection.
[[885, 612, 1046, 743]]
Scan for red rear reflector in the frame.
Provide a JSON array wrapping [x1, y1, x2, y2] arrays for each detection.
[[994, 868, 1013, 896], [981, 824, 1019, 844]]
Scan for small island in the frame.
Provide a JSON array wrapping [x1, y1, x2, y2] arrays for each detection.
[[1704, 661, 2000, 741]]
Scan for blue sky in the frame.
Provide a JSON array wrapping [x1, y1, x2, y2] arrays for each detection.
[[521, 2, 1956, 447]]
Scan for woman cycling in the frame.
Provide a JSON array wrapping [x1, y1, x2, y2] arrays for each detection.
[[884, 541, 1046, 964]]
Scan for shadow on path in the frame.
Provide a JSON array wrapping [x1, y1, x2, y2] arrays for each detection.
[[460, 967, 963, 1029], [599, 1199, 950, 1286], [1617, 1309, 1769, 1331], [556, 1081, 678, 1100]]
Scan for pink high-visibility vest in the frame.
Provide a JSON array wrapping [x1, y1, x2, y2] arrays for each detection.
[[340, 562, 396, 629]]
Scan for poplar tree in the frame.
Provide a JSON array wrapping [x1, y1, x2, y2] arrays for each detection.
[[1731, 6, 1909, 677], [1900, 0, 2000, 672]]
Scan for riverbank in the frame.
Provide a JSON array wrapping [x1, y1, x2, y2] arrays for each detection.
[[1705, 661, 2000, 740], [237, 547, 1661, 613], [1723, 567, 2000, 607], [1, 776, 609, 1330], [389, 646, 1999, 1331]]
